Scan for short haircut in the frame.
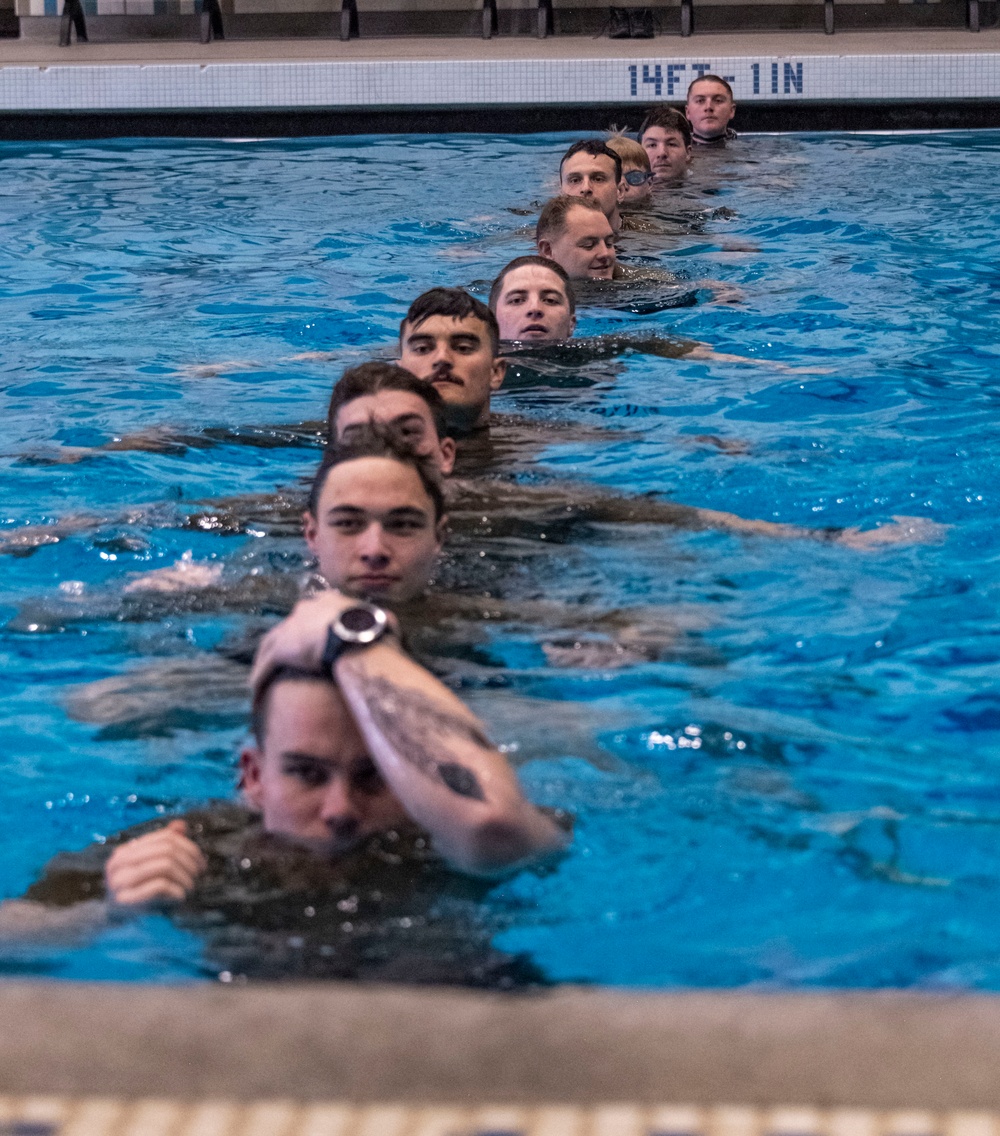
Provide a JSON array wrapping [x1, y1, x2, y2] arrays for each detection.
[[536, 195, 605, 246], [488, 255, 577, 316], [606, 134, 651, 172], [400, 287, 500, 359], [251, 664, 332, 749], [687, 73, 734, 100], [559, 140, 623, 185], [638, 106, 693, 148], [307, 420, 446, 523], [326, 361, 449, 447]]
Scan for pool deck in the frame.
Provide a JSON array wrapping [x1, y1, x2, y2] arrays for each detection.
[[1, 26, 999, 125], [0, 27, 998, 63], [6, 982, 1000, 1110]]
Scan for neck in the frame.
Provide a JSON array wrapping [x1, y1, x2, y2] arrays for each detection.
[[445, 403, 490, 438], [608, 205, 622, 233], [691, 128, 728, 145]]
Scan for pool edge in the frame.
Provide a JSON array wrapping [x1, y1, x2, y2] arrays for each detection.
[[3, 982, 1000, 1105]]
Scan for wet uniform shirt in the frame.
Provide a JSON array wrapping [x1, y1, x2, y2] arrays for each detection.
[[23, 803, 549, 988]]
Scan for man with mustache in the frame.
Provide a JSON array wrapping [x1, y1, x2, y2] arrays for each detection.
[[397, 287, 507, 437]]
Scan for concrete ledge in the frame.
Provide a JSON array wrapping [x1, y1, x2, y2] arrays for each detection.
[[4, 983, 1000, 1106]]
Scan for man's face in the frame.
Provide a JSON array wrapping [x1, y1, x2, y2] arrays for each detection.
[[398, 314, 505, 432], [686, 80, 736, 139], [641, 127, 693, 182], [333, 391, 456, 475], [242, 679, 408, 858], [538, 206, 616, 281], [304, 455, 443, 604], [493, 264, 576, 342], [559, 152, 622, 223]]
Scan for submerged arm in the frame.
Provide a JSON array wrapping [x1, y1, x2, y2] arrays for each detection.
[[0, 897, 109, 944], [479, 481, 944, 549]]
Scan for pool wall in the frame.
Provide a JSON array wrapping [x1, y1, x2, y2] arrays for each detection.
[[1, 31, 999, 136]]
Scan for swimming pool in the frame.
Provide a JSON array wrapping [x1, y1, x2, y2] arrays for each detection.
[[1, 129, 999, 986]]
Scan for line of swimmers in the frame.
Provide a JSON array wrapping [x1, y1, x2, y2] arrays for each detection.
[[3, 282, 942, 952], [509, 80, 740, 284], [3, 89, 941, 965]]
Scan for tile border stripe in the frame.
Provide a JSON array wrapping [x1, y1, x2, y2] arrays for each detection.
[[0, 52, 999, 110]]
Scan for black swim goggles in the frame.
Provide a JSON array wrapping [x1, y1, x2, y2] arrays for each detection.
[[623, 169, 654, 186]]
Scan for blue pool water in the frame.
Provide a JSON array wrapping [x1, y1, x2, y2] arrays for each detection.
[[2, 130, 1000, 986]]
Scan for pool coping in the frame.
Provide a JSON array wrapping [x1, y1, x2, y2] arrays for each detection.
[[4, 982, 1000, 1105]]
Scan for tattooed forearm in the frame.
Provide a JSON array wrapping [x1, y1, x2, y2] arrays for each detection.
[[353, 674, 489, 801]]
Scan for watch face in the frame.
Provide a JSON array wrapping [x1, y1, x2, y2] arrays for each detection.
[[339, 607, 379, 635], [333, 603, 388, 646]]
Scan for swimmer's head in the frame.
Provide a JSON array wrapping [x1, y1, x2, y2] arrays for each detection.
[[398, 288, 505, 436], [606, 135, 654, 204], [244, 667, 408, 858], [638, 107, 693, 182], [488, 255, 577, 343], [559, 140, 623, 226], [305, 423, 446, 606], [685, 75, 736, 141], [327, 361, 456, 476], [536, 196, 616, 282]]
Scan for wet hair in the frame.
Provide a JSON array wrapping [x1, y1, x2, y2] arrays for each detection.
[[487, 255, 577, 316], [638, 106, 692, 148], [606, 134, 651, 172], [400, 287, 500, 359], [559, 139, 623, 185], [251, 664, 333, 749], [307, 420, 446, 523], [687, 73, 734, 100], [325, 361, 449, 448], [536, 195, 605, 245]]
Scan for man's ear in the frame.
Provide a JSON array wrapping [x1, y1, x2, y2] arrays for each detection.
[[303, 509, 318, 553], [439, 437, 457, 476], [616, 179, 626, 203], [568, 314, 578, 337], [435, 515, 449, 546], [240, 745, 265, 810], [537, 238, 553, 260], [490, 358, 507, 392]]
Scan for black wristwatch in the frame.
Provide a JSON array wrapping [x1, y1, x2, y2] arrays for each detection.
[[321, 601, 391, 671]]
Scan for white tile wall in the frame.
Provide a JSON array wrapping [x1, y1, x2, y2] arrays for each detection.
[[0, 52, 998, 110]]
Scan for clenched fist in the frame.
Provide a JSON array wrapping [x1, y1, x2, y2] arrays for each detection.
[[104, 819, 207, 906]]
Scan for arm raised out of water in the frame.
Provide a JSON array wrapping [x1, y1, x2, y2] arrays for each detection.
[[251, 592, 568, 876]]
